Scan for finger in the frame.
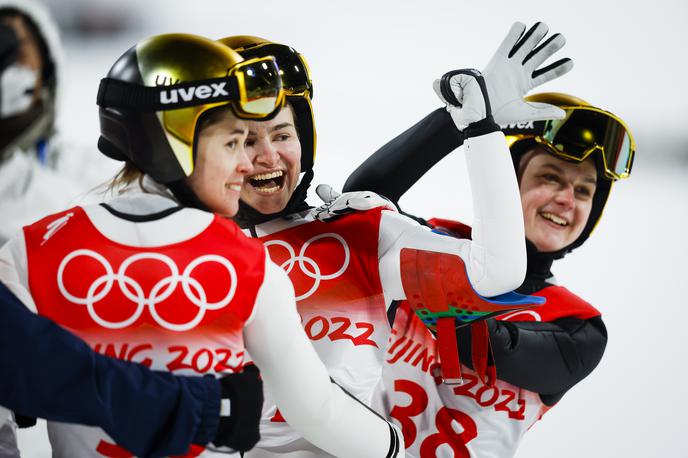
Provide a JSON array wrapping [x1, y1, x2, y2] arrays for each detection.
[[531, 58, 574, 87], [494, 22, 526, 58], [523, 102, 567, 122], [455, 74, 483, 114], [315, 184, 340, 203], [432, 79, 450, 105], [523, 33, 566, 69], [509, 22, 548, 60]]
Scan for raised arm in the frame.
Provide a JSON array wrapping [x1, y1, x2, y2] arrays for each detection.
[[344, 22, 573, 206], [377, 70, 526, 298], [343, 108, 461, 204], [245, 259, 402, 458]]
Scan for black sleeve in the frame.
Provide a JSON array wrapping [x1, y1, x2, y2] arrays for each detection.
[[457, 316, 608, 405], [0, 282, 220, 458], [343, 108, 463, 203]]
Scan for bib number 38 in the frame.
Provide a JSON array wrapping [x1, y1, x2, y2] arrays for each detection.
[[390, 379, 477, 457]]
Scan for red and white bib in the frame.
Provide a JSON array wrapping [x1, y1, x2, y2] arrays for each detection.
[[23, 206, 265, 457], [252, 208, 391, 451]]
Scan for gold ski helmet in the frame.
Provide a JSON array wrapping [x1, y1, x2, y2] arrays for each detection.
[[504, 92, 636, 254], [217, 35, 316, 172], [97, 33, 284, 185]]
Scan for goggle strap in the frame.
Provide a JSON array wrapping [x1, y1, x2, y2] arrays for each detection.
[[97, 77, 241, 112]]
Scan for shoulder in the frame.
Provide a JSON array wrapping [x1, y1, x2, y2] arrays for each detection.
[[213, 215, 265, 253], [504, 285, 601, 322], [22, 206, 84, 240]]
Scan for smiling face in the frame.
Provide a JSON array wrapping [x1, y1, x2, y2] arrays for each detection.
[[240, 105, 302, 215], [185, 108, 253, 217], [518, 147, 598, 252]]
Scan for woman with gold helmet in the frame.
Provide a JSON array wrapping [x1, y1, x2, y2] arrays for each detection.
[[344, 73, 634, 455], [0, 33, 403, 457]]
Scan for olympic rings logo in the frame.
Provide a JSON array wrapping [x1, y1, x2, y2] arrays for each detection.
[[264, 233, 350, 301], [57, 249, 237, 331]]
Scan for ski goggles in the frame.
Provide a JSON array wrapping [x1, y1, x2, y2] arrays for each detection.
[[235, 43, 313, 98], [530, 106, 635, 180], [97, 56, 285, 119]]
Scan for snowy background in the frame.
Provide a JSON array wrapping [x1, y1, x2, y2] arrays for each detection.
[[16, 0, 688, 456]]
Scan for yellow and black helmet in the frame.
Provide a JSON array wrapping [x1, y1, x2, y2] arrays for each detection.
[[504, 92, 636, 254], [97, 33, 284, 185], [217, 35, 316, 173]]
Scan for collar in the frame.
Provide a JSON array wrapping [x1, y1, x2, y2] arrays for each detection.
[[516, 240, 557, 295]]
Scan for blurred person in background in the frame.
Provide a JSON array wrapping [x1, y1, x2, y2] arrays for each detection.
[[0, 0, 114, 245], [345, 76, 634, 454]]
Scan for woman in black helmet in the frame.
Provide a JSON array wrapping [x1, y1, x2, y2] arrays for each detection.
[[0, 33, 403, 457], [344, 87, 634, 456]]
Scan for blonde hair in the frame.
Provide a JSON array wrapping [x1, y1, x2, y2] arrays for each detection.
[[106, 161, 145, 194]]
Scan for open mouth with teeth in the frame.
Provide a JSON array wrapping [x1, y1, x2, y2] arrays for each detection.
[[540, 212, 569, 227], [248, 170, 286, 194]]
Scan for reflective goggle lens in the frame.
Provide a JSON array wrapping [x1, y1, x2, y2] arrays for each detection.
[[234, 57, 283, 116], [540, 107, 635, 179], [239, 43, 311, 96]]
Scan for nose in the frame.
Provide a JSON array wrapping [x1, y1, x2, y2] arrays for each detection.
[[554, 184, 575, 209], [236, 146, 254, 176], [254, 138, 280, 168]]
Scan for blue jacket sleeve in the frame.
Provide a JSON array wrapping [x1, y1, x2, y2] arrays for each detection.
[[0, 281, 220, 458]]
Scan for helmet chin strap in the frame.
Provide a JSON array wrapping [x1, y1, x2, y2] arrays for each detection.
[[234, 168, 314, 228]]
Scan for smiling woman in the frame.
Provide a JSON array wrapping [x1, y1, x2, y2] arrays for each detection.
[[240, 105, 302, 215], [185, 107, 253, 217], [342, 86, 636, 456], [517, 147, 597, 252]]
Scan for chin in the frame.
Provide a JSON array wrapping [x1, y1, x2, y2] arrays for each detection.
[[246, 198, 288, 215], [532, 235, 567, 253], [217, 207, 238, 218]]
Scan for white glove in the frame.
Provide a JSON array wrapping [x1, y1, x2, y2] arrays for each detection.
[[432, 68, 491, 131], [484, 22, 573, 124], [312, 184, 398, 222], [436, 22, 574, 126]]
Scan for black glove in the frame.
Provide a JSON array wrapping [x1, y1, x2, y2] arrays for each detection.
[[0, 23, 19, 74], [14, 413, 37, 428], [212, 365, 263, 452]]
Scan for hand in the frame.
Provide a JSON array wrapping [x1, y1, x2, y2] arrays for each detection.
[[482, 21, 573, 124], [313, 184, 397, 222], [432, 68, 493, 132], [211, 365, 263, 452]]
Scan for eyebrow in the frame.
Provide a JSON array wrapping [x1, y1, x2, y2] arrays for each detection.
[[269, 122, 294, 133], [231, 128, 246, 135], [247, 122, 294, 136], [541, 163, 597, 184]]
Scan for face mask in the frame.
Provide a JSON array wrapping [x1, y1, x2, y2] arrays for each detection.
[[1, 63, 38, 118]]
